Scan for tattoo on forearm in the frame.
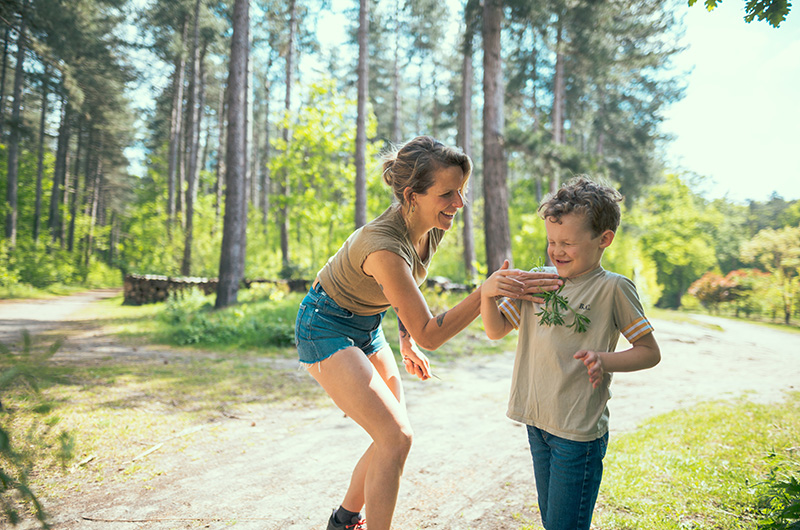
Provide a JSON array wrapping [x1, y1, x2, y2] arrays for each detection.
[[398, 317, 410, 339], [436, 311, 448, 327]]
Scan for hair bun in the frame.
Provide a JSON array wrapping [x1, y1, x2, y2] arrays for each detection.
[[382, 157, 396, 186]]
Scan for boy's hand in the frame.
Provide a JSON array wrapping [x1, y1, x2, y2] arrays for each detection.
[[574, 350, 604, 389]]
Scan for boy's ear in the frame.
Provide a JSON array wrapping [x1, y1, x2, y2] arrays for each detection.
[[599, 230, 615, 249]]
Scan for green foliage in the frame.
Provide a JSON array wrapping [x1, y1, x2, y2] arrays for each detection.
[[157, 288, 299, 349], [689, 0, 792, 27], [741, 227, 800, 324], [0, 332, 75, 528], [634, 174, 718, 308], [265, 80, 385, 278], [758, 457, 800, 530], [534, 279, 591, 332]]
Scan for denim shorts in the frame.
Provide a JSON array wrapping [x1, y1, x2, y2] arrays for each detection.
[[294, 283, 389, 365]]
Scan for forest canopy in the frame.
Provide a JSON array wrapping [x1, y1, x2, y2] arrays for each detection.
[[0, 0, 797, 320]]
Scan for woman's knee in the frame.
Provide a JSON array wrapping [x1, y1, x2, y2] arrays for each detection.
[[380, 422, 414, 460]]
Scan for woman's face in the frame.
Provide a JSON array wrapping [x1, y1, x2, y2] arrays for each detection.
[[413, 165, 466, 231]]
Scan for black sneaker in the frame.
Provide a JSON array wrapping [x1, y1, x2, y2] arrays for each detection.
[[326, 509, 366, 530]]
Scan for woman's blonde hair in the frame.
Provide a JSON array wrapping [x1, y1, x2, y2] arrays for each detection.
[[381, 136, 472, 205]]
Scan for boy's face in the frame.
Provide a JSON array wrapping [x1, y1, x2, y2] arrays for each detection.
[[545, 212, 614, 279]]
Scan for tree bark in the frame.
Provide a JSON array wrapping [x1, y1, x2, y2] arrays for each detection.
[[213, 83, 227, 232], [216, 0, 249, 308], [181, 0, 204, 277], [68, 123, 85, 253], [482, 0, 512, 274], [34, 66, 49, 243], [167, 16, 189, 236], [459, 3, 476, 280], [355, 0, 369, 228], [51, 94, 72, 246], [261, 70, 271, 231], [0, 26, 9, 140], [278, 0, 297, 270], [391, 1, 401, 144], [4, 9, 27, 248], [551, 16, 566, 194]]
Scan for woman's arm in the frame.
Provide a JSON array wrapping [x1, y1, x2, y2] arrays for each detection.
[[364, 252, 561, 352], [365, 249, 482, 352]]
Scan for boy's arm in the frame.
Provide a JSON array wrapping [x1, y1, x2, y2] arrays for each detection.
[[480, 261, 520, 340], [574, 333, 661, 389], [480, 292, 516, 340]]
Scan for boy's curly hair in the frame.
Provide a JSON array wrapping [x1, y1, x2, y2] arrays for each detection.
[[539, 176, 624, 237]]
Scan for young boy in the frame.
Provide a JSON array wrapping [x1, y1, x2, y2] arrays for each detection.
[[481, 176, 661, 530]]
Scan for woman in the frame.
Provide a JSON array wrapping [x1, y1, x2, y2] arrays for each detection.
[[294, 136, 561, 530]]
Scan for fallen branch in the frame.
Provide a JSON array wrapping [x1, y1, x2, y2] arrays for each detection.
[[125, 424, 207, 464]]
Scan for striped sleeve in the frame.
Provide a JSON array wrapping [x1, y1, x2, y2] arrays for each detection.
[[498, 298, 522, 329], [614, 274, 654, 343], [622, 316, 653, 343]]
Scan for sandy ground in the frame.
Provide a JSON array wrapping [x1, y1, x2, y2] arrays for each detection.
[[1, 291, 798, 530]]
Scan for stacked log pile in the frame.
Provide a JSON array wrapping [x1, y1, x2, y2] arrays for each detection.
[[123, 274, 219, 305], [123, 275, 312, 305]]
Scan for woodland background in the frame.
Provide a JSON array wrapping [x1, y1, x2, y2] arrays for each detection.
[[0, 0, 798, 322]]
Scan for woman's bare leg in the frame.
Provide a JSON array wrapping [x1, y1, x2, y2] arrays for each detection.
[[339, 345, 406, 513], [308, 346, 412, 530]]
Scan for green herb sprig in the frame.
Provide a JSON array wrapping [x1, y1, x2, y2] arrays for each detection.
[[535, 279, 591, 333]]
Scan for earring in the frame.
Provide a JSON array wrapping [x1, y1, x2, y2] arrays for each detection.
[[411, 204, 415, 213]]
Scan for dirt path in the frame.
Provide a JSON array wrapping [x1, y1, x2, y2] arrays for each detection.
[[3, 292, 799, 530]]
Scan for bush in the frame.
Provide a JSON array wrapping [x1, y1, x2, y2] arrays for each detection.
[[158, 288, 299, 350], [759, 457, 800, 530], [0, 332, 74, 528]]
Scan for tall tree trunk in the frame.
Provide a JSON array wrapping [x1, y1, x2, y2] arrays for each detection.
[[0, 26, 9, 140], [482, 0, 512, 273], [61, 113, 78, 247], [355, 0, 369, 228], [551, 17, 566, 194], [390, 1, 401, 144], [83, 134, 103, 268], [216, 0, 249, 308], [246, 32, 255, 209], [278, 0, 297, 270], [167, 16, 189, 237], [213, 83, 227, 232], [459, 3, 476, 280], [196, 41, 208, 197], [34, 66, 49, 243], [50, 94, 71, 245], [181, 0, 203, 277], [68, 124, 88, 253], [261, 71, 271, 231], [4, 9, 27, 248]]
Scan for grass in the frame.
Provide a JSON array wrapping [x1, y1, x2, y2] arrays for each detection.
[[518, 394, 800, 530], [0, 283, 86, 300]]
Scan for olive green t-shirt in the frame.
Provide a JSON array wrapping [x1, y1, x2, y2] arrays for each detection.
[[498, 266, 654, 442], [317, 204, 444, 315]]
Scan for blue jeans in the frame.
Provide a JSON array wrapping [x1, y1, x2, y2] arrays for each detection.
[[526, 425, 608, 530]]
